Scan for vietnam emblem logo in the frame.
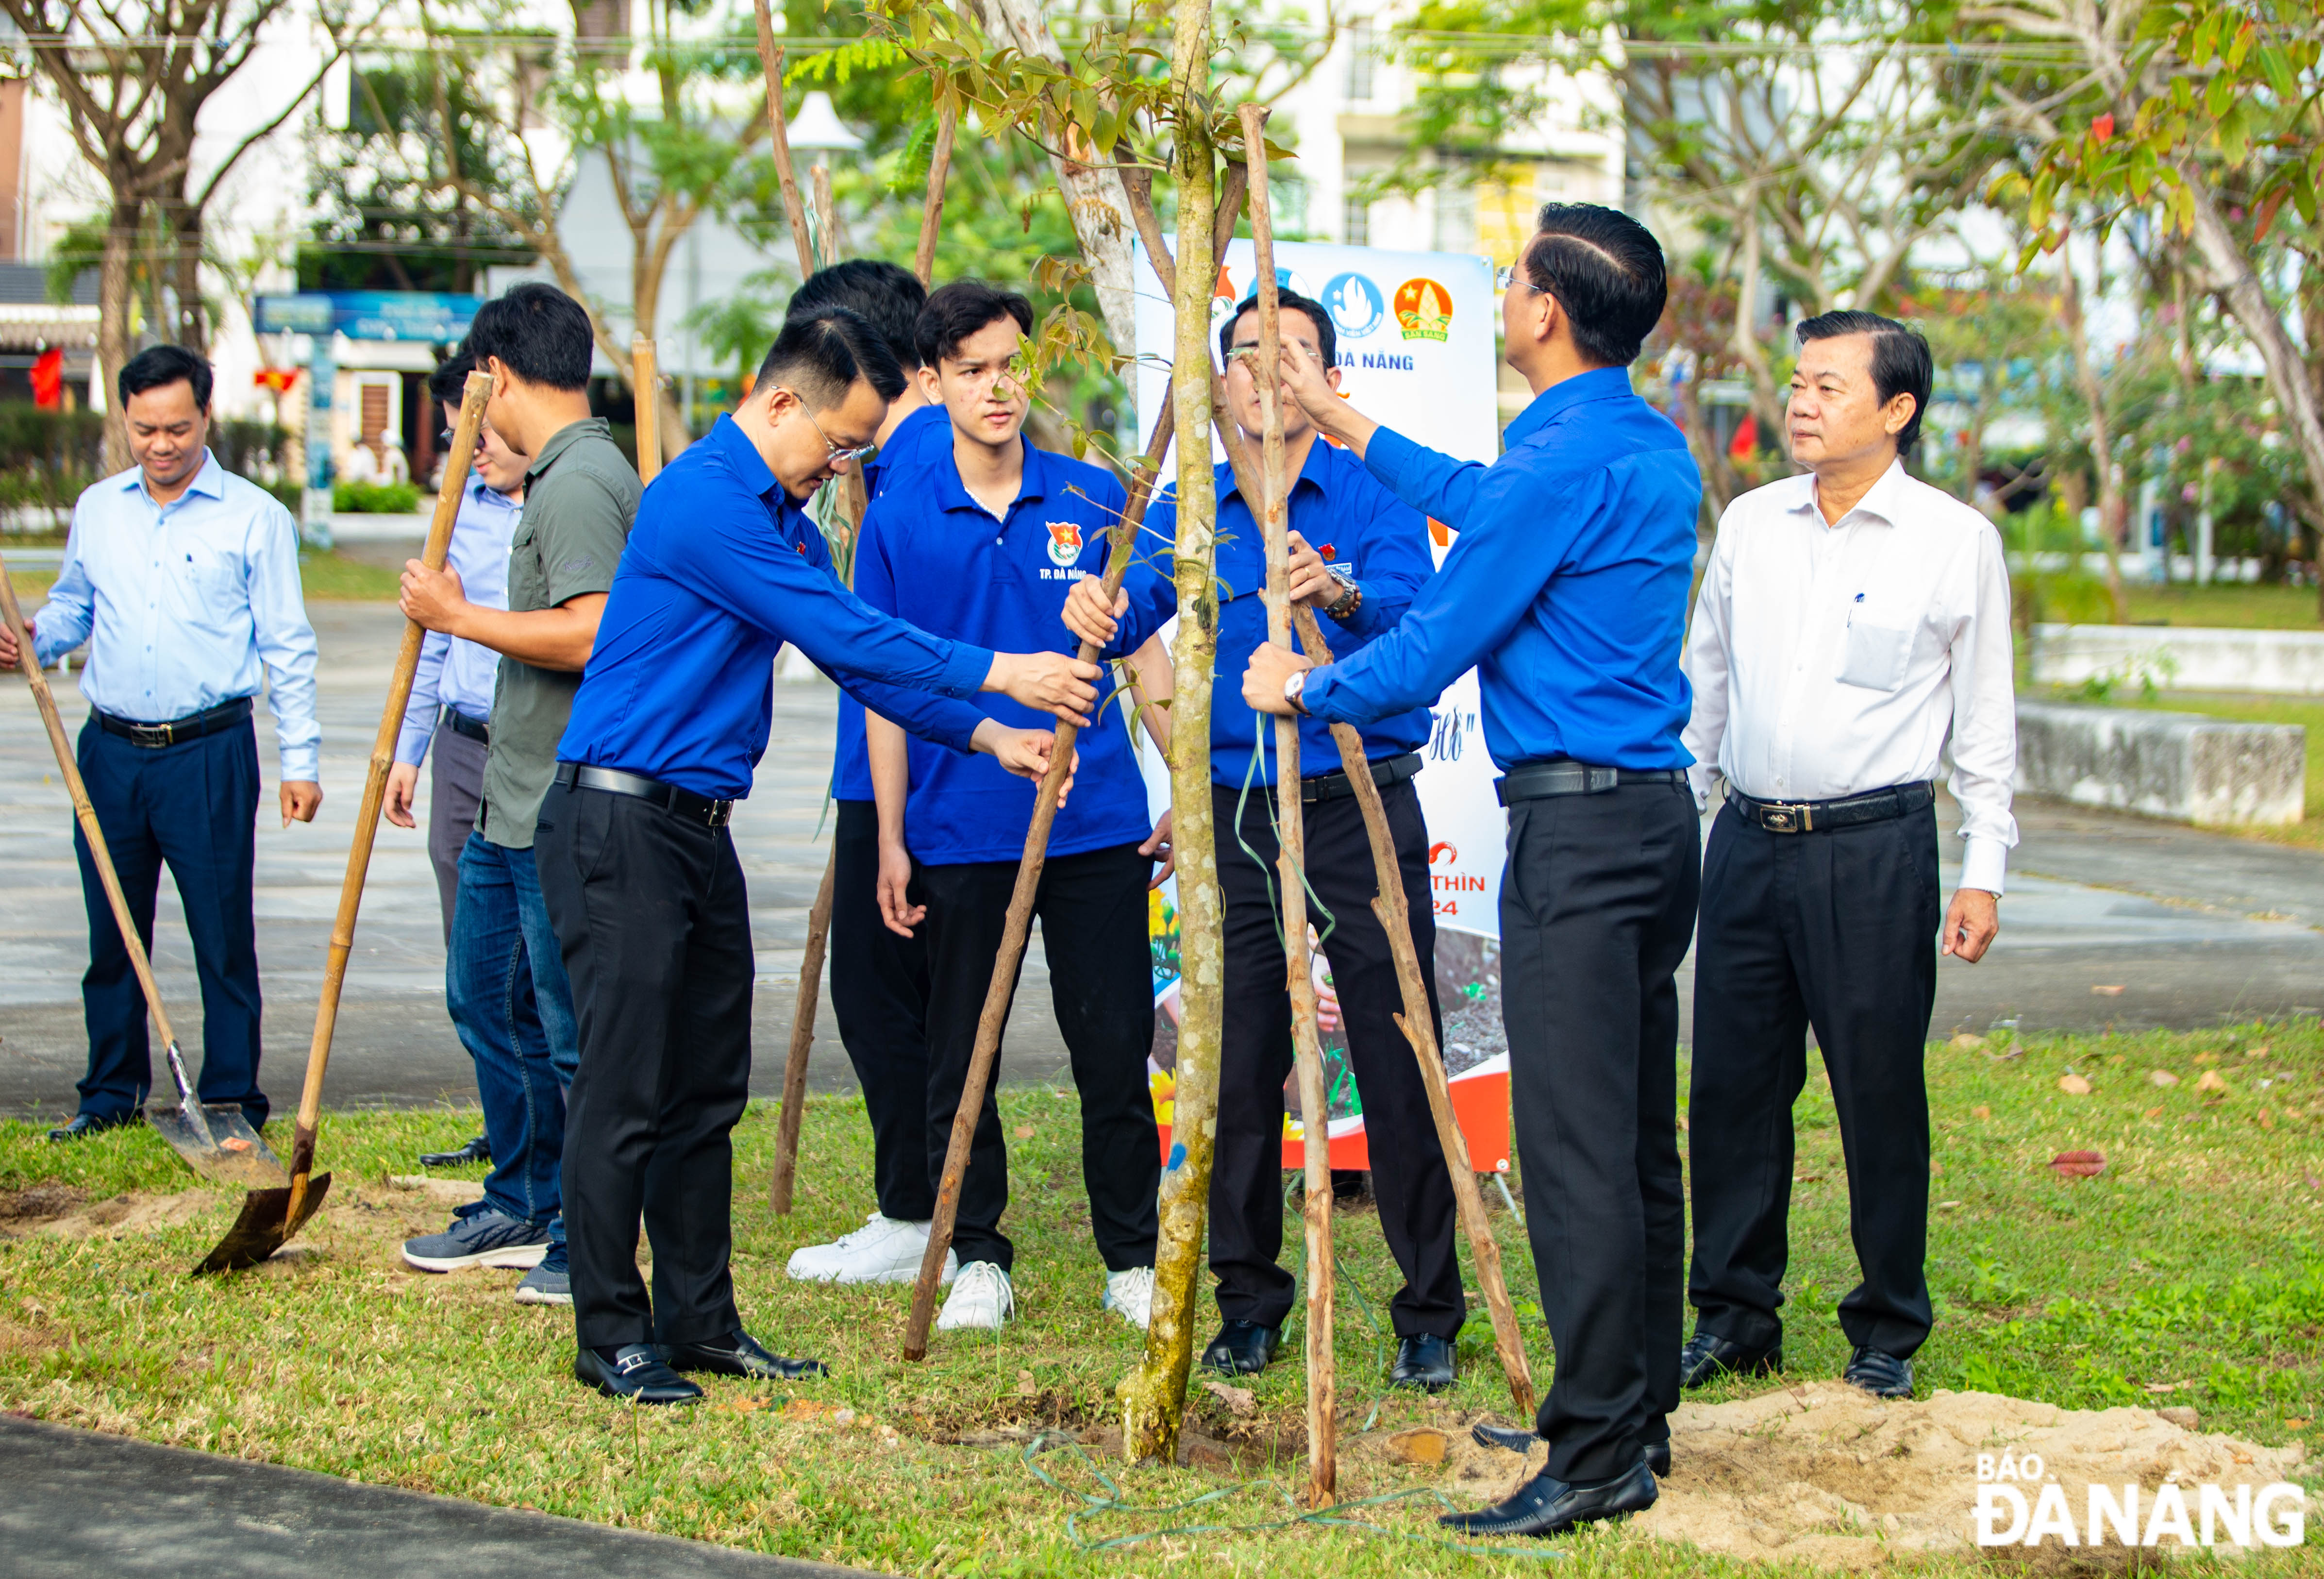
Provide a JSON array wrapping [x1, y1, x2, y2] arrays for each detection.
[[1045, 520, 1083, 567], [1394, 278, 1454, 342]]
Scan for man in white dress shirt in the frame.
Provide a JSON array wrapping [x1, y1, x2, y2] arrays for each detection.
[[0, 344, 323, 1141], [1677, 310, 2015, 1402]]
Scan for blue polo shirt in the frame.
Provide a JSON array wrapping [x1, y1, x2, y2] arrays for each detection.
[[559, 414, 994, 799], [855, 439, 1156, 865], [1299, 369, 1701, 771], [833, 401, 956, 802], [1131, 437, 1436, 787]]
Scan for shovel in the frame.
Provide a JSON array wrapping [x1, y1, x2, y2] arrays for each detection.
[[0, 562, 284, 1188], [196, 370, 495, 1275]]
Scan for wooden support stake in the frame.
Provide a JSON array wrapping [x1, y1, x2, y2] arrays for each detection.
[[631, 336, 662, 483], [1207, 397, 1537, 1419], [1237, 100, 1335, 1508], [751, 0, 817, 281], [810, 161, 844, 269], [913, 104, 959, 286]]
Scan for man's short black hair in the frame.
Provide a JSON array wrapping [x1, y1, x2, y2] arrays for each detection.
[[428, 346, 475, 408], [1219, 286, 1337, 374], [757, 305, 907, 410], [789, 260, 928, 371], [463, 282, 594, 392], [1522, 202, 1669, 369], [1794, 309, 1933, 457], [915, 280, 1033, 370], [117, 344, 213, 412]]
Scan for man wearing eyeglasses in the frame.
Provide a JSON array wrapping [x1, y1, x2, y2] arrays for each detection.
[[394, 283, 639, 1308], [855, 280, 1165, 1339]]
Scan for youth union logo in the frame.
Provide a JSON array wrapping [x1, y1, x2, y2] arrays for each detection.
[[1394, 278, 1454, 342], [1323, 272, 1385, 340], [1045, 520, 1084, 567]]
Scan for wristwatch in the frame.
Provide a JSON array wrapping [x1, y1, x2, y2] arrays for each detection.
[[1284, 670, 1309, 715], [1323, 577, 1362, 622]]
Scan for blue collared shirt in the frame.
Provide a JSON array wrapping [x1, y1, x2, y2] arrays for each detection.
[[1132, 437, 1437, 787], [833, 401, 955, 801], [35, 450, 320, 781], [558, 414, 995, 800], [855, 439, 1155, 865], [1300, 369, 1700, 771], [395, 473, 521, 766]]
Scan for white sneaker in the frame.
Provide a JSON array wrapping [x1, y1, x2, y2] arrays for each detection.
[[786, 1212, 957, 1285], [1103, 1265, 1155, 1330], [935, 1260, 1015, 1331]]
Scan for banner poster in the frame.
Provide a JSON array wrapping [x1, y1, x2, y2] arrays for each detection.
[[1127, 238, 1513, 1174]]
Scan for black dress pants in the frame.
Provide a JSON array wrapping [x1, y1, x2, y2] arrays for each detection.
[[829, 797, 936, 1221], [1500, 779, 1699, 1484], [1687, 800, 1942, 1361], [535, 781, 753, 1350], [915, 841, 1160, 1274], [1210, 778, 1464, 1339]]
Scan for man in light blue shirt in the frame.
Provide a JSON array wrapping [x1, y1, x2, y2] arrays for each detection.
[[0, 344, 322, 1142]]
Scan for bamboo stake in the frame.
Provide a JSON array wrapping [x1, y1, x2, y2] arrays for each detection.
[[764, 89, 960, 1217], [1235, 100, 1335, 1507], [631, 336, 662, 483], [1206, 401, 1537, 1417], [810, 162, 844, 269], [751, 0, 817, 281]]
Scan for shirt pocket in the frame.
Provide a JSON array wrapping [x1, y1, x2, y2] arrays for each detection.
[[1837, 615, 1915, 692], [179, 542, 245, 606]]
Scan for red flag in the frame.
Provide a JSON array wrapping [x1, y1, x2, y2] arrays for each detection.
[[29, 346, 63, 409], [1727, 413, 1758, 460]]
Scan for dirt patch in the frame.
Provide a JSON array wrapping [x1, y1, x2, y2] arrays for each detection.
[[0, 1316, 60, 1356], [0, 1182, 90, 1228], [29, 1190, 218, 1240]]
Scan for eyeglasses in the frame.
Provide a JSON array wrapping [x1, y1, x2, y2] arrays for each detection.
[[781, 389, 878, 465], [1494, 265, 1544, 294]]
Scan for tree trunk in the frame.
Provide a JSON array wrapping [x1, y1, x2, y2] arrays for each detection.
[[171, 199, 207, 356], [2057, 237, 2129, 622], [96, 193, 141, 471], [1119, 0, 1217, 1466]]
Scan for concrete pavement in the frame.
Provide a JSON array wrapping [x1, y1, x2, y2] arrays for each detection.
[[2, 600, 2320, 1119]]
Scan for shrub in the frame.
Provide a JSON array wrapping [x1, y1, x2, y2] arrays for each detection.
[[333, 479, 422, 514]]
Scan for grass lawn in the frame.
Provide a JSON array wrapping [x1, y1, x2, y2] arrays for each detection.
[[2120, 582, 2324, 630], [3, 1022, 2321, 1575]]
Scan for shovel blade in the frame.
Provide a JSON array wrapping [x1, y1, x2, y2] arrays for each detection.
[[145, 1100, 287, 1189], [193, 1172, 332, 1275]]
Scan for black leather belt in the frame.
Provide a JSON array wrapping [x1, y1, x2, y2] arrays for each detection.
[[440, 706, 490, 746], [1728, 780, 1935, 834], [1496, 759, 1688, 805], [1300, 751, 1421, 806], [554, 761, 734, 828], [95, 695, 252, 749]]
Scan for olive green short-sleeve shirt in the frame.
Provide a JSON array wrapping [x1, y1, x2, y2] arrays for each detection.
[[479, 418, 641, 848]]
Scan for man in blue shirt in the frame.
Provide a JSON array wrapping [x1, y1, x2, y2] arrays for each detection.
[[1063, 289, 1464, 1390], [539, 305, 1099, 1404], [857, 281, 1162, 1337], [5, 345, 322, 1142], [1246, 205, 1702, 1539]]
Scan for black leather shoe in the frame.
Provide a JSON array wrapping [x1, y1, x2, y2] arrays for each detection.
[[1471, 1423, 1671, 1479], [1389, 1332, 1457, 1391], [1200, 1319, 1281, 1376], [664, 1330, 827, 1381], [1678, 1330, 1782, 1388], [46, 1111, 138, 1142], [573, 1344, 704, 1405], [1843, 1345, 1914, 1399], [419, 1135, 490, 1168], [1439, 1459, 1658, 1538]]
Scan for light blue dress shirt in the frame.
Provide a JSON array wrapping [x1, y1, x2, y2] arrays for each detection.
[[394, 473, 521, 765], [34, 450, 321, 782]]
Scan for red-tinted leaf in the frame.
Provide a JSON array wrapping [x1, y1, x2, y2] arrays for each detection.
[[2051, 1150, 2107, 1178], [2093, 112, 2116, 143]]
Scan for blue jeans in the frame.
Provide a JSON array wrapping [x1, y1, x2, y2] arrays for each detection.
[[447, 832, 579, 1240]]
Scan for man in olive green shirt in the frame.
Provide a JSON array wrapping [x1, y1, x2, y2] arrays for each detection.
[[395, 283, 641, 1307]]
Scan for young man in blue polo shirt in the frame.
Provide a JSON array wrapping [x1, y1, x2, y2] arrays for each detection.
[[539, 306, 1102, 1404], [857, 281, 1163, 1335], [1063, 289, 1465, 1389]]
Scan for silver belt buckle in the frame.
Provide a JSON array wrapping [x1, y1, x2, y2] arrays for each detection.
[[1762, 801, 1813, 833]]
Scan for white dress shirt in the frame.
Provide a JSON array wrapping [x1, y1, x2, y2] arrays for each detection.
[[394, 474, 521, 765], [1682, 458, 2018, 894], [34, 451, 321, 782]]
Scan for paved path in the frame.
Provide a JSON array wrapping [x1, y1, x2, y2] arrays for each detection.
[[0, 1414, 869, 1577], [3, 601, 2320, 1117]]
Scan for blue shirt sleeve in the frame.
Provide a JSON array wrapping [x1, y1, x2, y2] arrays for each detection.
[[1334, 477, 1433, 641], [31, 507, 95, 662], [1302, 456, 1608, 728], [1365, 425, 1496, 530], [396, 630, 450, 766], [840, 494, 986, 753], [246, 496, 321, 783]]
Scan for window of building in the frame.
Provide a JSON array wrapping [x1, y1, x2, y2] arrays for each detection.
[[1346, 21, 1375, 102], [1343, 195, 1370, 246]]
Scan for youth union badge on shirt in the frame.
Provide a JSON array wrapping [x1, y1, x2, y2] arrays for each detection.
[[1045, 520, 1084, 567]]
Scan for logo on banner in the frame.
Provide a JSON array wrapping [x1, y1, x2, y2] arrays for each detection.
[[1045, 520, 1083, 567], [1323, 272, 1385, 340], [1395, 278, 1455, 342], [1214, 264, 1315, 327]]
